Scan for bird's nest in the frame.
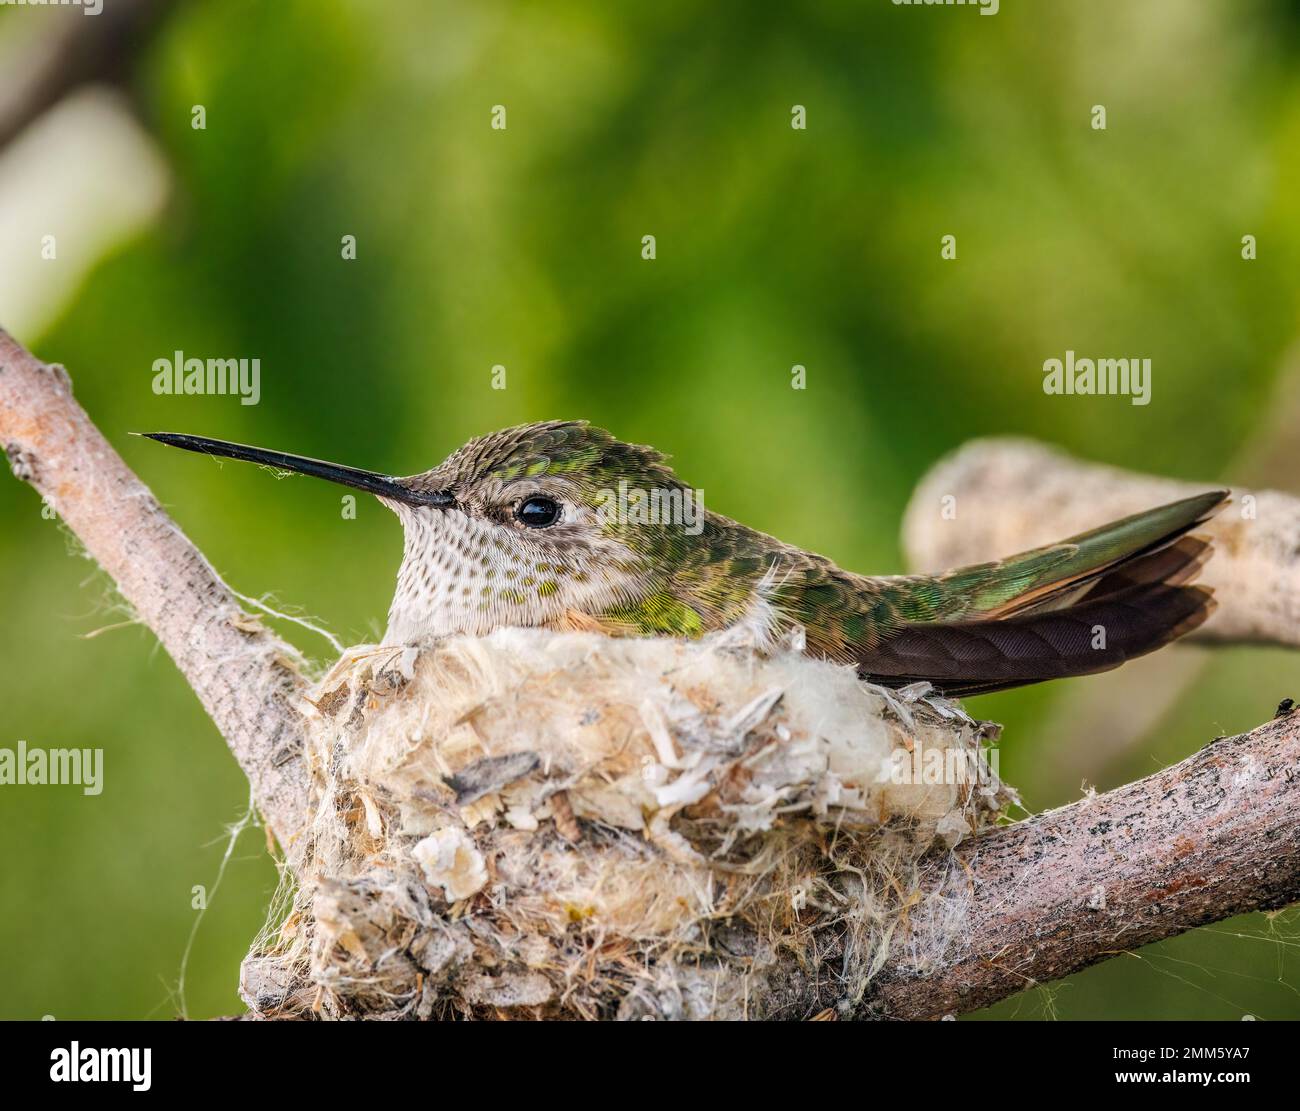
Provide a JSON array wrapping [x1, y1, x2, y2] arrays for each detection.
[[240, 628, 1016, 1019]]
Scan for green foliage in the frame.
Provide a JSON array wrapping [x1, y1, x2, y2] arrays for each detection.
[[1, 0, 1296, 1019]]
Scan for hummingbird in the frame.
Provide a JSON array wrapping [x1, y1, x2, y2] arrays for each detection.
[[144, 420, 1225, 697]]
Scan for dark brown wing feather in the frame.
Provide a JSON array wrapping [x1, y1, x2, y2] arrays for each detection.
[[853, 496, 1224, 697], [862, 583, 1214, 697]]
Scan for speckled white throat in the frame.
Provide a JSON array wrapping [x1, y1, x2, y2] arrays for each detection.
[[382, 502, 645, 645]]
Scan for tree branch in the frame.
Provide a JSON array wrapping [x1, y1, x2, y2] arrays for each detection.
[[866, 706, 1300, 1018], [2, 332, 1296, 1018], [0, 328, 309, 856]]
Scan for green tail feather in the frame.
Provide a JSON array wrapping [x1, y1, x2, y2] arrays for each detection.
[[923, 489, 1229, 622], [855, 489, 1228, 696]]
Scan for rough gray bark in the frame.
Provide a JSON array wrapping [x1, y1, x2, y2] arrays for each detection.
[[865, 706, 1300, 1018], [0, 328, 309, 856]]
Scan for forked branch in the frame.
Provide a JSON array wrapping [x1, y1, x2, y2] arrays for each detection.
[[2, 330, 1296, 1018]]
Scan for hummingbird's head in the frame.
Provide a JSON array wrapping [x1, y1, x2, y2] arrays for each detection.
[[381, 420, 710, 641], [143, 421, 709, 643]]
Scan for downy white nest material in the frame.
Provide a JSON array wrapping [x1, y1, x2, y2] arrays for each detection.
[[240, 628, 1016, 1020]]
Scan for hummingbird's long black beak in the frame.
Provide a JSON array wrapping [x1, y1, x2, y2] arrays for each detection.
[[137, 433, 454, 508]]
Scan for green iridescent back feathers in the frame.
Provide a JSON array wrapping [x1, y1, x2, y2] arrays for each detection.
[[419, 421, 1225, 694]]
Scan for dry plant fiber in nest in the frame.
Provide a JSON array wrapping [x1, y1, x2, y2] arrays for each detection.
[[240, 628, 1014, 1019]]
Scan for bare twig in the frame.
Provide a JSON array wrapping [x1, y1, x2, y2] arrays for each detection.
[[0, 328, 309, 855], [866, 706, 1300, 1019]]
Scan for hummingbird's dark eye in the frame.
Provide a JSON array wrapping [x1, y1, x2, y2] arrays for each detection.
[[516, 496, 561, 528]]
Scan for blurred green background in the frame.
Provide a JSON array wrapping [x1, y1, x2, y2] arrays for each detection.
[[1, 0, 1298, 1020]]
